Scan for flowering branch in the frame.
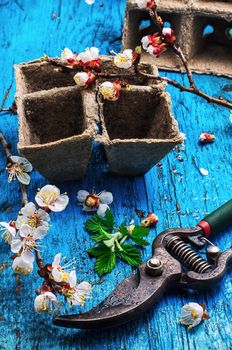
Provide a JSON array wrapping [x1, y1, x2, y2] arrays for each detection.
[[142, 1, 196, 88], [139, 72, 232, 109], [138, 0, 232, 109], [0, 131, 92, 314], [45, 43, 232, 109]]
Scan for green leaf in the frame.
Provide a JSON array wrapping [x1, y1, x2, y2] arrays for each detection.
[[87, 245, 111, 257], [130, 226, 149, 246], [85, 215, 102, 234], [119, 244, 142, 266], [130, 236, 149, 246], [84, 209, 114, 234], [119, 224, 129, 236], [91, 234, 104, 242], [104, 209, 114, 231], [131, 226, 149, 237], [94, 251, 117, 276]]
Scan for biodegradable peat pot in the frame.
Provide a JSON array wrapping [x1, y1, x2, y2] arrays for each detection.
[[14, 60, 77, 94], [123, 0, 232, 77], [16, 86, 97, 182], [100, 86, 182, 176], [15, 56, 180, 180]]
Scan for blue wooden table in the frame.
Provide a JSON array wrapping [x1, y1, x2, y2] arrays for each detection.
[[0, 1, 231, 349]]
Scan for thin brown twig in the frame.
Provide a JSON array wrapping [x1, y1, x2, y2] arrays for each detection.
[[0, 132, 12, 160], [20, 184, 29, 207], [0, 82, 13, 112], [171, 45, 195, 88], [149, 6, 162, 32], [35, 251, 45, 269], [139, 71, 232, 109]]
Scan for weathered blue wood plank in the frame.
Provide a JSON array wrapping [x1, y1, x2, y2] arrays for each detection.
[[0, 1, 231, 349]]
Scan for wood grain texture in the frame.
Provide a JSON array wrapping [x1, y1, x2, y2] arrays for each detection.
[[0, 1, 231, 349]]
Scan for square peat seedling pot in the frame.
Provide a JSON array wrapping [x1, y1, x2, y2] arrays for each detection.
[[16, 86, 96, 182], [100, 86, 182, 176], [14, 60, 77, 94]]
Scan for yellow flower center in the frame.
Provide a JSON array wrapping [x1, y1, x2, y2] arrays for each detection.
[[191, 310, 198, 319], [85, 195, 99, 208], [117, 55, 128, 63], [28, 214, 43, 228], [7, 162, 25, 179], [3, 231, 10, 243], [60, 271, 69, 283], [100, 86, 114, 99], [40, 191, 59, 205], [37, 297, 50, 313], [15, 266, 31, 275], [25, 235, 36, 248]]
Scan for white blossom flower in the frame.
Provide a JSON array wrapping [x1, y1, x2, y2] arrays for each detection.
[[85, 0, 95, 4], [136, 0, 155, 9], [77, 190, 113, 216], [114, 49, 133, 69], [35, 185, 69, 212], [11, 223, 47, 263], [51, 253, 76, 284], [6, 156, 33, 185], [146, 43, 167, 56], [12, 256, 33, 275], [99, 81, 121, 101], [141, 36, 152, 50], [61, 48, 75, 64], [162, 27, 173, 37], [180, 302, 209, 329], [74, 72, 89, 87], [77, 47, 99, 64], [66, 281, 92, 307], [73, 71, 95, 88], [0, 221, 16, 244], [34, 292, 59, 313], [16, 202, 50, 233]]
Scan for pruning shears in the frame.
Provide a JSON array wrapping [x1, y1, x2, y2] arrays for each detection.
[[53, 200, 232, 329]]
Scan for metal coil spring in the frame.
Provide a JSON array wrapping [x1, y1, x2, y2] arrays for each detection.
[[166, 235, 211, 273]]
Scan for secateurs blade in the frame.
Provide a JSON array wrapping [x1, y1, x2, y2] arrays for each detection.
[[53, 199, 232, 329]]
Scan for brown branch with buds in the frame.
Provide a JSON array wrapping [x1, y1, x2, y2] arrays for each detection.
[[45, 53, 232, 109], [145, 3, 231, 108], [0, 131, 59, 293], [139, 71, 232, 109]]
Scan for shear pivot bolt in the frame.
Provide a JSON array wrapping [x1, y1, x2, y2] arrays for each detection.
[[207, 245, 221, 261], [146, 258, 163, 276], [149, 258, 162, 267]]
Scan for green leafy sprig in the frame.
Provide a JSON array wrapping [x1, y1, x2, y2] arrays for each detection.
[[85, 209, 150, 275]]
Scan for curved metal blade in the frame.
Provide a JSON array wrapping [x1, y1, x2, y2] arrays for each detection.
[[53, 249, 181, 329]]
